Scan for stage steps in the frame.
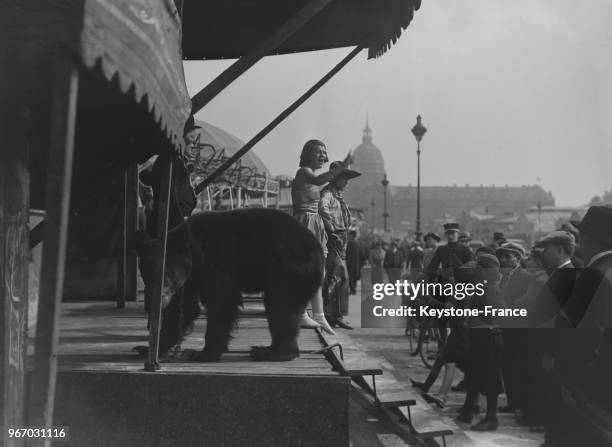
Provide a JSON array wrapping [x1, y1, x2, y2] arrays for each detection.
[[317, 328, 454, 447]]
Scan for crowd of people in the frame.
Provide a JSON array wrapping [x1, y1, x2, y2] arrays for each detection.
[[346, 206, 612, 446]]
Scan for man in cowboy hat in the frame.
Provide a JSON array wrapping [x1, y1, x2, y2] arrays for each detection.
[[319, 162, 361, 329]]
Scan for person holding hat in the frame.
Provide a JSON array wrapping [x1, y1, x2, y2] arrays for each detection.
[[560, 205, 612, 328], [291, 140, 350, 335], [319, 161, 361, 330]]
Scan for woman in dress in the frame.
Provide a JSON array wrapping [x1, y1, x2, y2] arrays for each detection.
[[292, 139, 347, 335]]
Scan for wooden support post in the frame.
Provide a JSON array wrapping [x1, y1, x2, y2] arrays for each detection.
[[194, 46, 363, 194], [27, 49, 79, 440], [145, 153, 173, 371], [126, 164, 139, 301], [117, 164, 139, 308], [190, 0, 334, 114], [1, 50, 31, 447]]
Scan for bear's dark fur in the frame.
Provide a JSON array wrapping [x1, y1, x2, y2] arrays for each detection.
[[136, 208, 324, 361]]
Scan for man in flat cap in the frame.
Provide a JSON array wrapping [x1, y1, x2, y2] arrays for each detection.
[[495, 241, 532, 414], [519, 231, 578, 327], [515, 231, 579, 429], [319, 162, 361, 329]]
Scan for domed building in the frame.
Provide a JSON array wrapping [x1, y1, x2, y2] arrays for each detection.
[[344, 120, 389, 231], [348, 119, 386, 191], [342, 121, 555, 237]]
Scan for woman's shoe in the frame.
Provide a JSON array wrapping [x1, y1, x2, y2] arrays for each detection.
[[300, 312, 320, 329], [313, 313, 335, 335]]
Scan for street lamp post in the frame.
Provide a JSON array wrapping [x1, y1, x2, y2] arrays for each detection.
[[411, 115, 427, 241], [382, 174, 389, 232], [370, 200, 376, 233]]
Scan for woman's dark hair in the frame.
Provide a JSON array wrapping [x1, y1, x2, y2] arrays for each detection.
[[299, 139, 327, 167]]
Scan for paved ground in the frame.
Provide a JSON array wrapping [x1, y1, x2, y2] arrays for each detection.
[[345, 290, 544, 447]]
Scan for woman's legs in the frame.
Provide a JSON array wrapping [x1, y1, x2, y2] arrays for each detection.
[[300, 286, 335, 335]]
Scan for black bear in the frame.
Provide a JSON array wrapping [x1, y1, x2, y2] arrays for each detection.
[[136, 208, 324, 361]]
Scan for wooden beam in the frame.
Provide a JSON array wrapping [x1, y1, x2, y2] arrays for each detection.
[[1, 49, 30, 447], [117, 165, 139, 308], [117, 171, 128, 309], [190, 0, 334, 114], [126, 164, 139, 302], [194, 46, 363, 194], [145, 154, 173, 371], [27, 48, 79, 440]]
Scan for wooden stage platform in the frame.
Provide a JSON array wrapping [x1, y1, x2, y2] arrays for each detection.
[[28, 302, 350, 447]]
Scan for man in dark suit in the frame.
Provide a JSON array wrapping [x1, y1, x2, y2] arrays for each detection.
[[516, 232, 578, 429], [520, 232, 578, 326], [542, 206, 612, 446], [424, 223, 474, 284], [496, 242, 532, 414], [560, 206, 612, 329], [424, 223, 473, 347]]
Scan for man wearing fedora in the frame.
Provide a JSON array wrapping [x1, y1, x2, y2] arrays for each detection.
[[319, 162, 361, 330]]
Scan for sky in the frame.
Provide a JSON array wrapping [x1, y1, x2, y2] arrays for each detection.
[[183, 0, 612, 207]]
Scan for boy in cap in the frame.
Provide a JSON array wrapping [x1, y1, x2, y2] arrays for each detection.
[[495, 241, 532, 415]]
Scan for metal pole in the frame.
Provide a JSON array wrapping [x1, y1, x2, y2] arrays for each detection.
[[191, 0, 335, 114], [194, 46, 363, 195], [416, 143, 421, 240]]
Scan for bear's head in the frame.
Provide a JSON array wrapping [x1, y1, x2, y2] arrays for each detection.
[[134, 228, 194, 309]]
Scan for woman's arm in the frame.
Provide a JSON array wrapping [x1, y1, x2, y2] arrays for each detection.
[[298, 162, 347, 186]]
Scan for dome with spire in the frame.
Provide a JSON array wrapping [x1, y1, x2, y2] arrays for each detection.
[[350, 117, 386, 188]]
